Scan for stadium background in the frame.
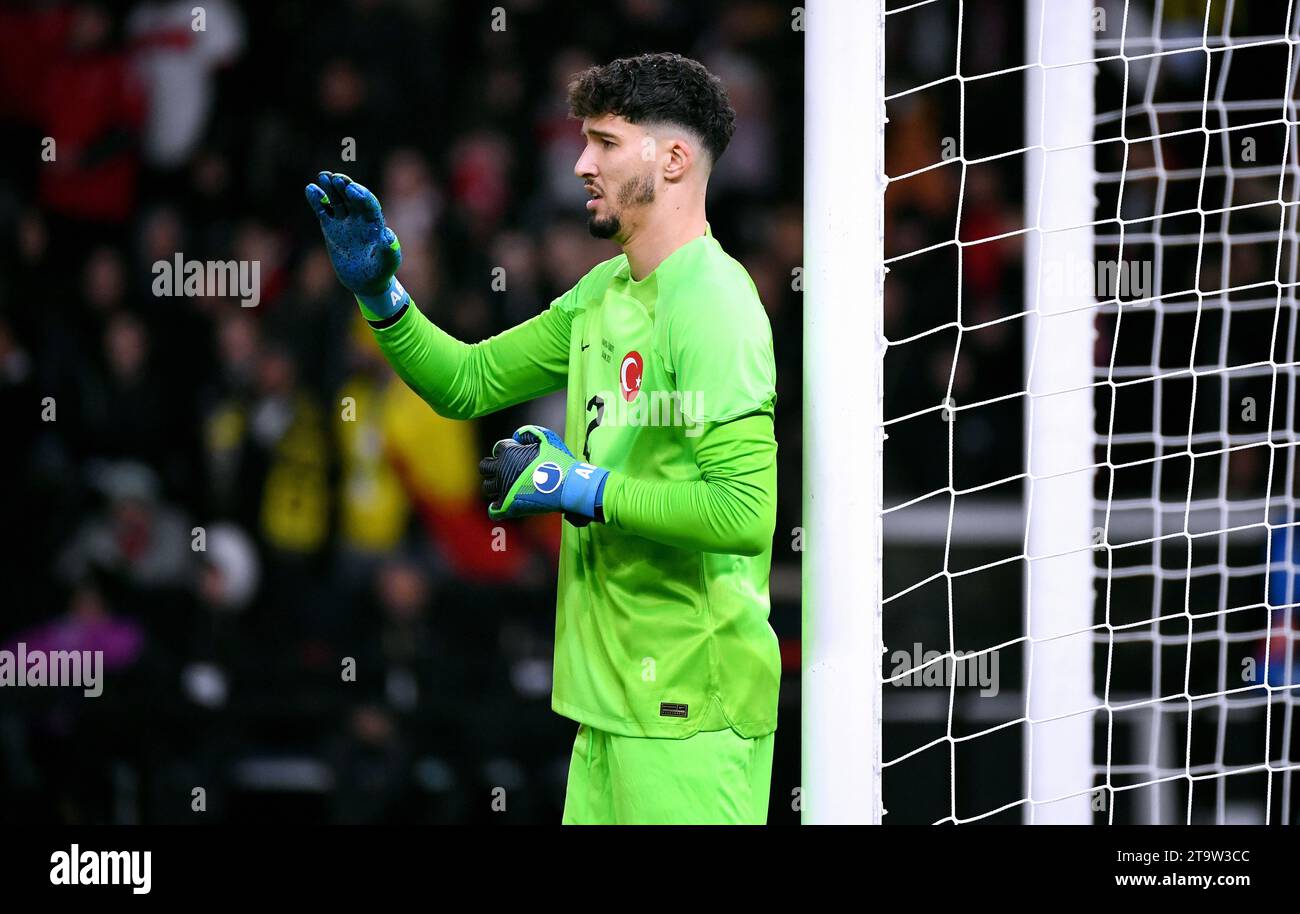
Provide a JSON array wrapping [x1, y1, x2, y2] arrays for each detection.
[[0, 0, 805, 824]]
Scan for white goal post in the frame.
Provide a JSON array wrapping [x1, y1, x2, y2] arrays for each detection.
[[1021, 0, 1097, 826], [804, 0, 1300, 824], [802, 0, 886, 825]]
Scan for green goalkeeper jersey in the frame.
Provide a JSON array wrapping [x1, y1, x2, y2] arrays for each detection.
[[368, 225, 780, 738]]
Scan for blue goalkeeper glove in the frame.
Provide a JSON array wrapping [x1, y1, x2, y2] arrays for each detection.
[[304, 171, 410, 322], [479, 425, 610, 527]]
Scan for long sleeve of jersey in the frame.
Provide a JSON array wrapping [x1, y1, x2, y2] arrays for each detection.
[[600, 414, 777, 557], [367, 298, 572, 421], [369, 299, 777, 558]]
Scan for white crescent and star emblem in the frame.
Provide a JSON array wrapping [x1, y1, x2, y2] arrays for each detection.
[[620, 351, 644, 402]]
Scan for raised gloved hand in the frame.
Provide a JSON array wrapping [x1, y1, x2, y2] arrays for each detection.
[[305, 171, 410, 322]]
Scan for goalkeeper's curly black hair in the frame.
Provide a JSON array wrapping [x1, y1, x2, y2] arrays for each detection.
[[566, 52, 737, 165]]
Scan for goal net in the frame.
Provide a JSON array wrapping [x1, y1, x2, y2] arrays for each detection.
[[804, 0, 1300, 824]]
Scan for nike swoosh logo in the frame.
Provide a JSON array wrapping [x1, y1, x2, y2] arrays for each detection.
[[581, 343, 590, 351]]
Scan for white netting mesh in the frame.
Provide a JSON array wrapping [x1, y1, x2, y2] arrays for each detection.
[[877, 0, 1300, 823]]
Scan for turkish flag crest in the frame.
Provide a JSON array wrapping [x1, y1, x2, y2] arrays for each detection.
[[620, 351, 644, 402]]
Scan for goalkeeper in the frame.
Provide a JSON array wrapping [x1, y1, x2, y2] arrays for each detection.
[[306, 53, 780, 825]]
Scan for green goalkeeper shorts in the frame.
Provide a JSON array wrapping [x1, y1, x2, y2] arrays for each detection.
[[561, 724, 775, 825]]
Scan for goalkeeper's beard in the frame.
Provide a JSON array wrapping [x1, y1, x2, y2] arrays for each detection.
[[588, 172, 656, 240]]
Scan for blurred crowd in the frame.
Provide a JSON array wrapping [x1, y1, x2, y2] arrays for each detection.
[[0, 0, 803, 823]]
